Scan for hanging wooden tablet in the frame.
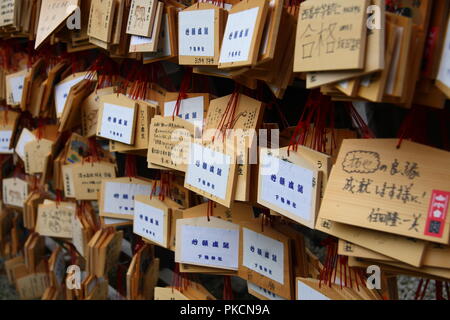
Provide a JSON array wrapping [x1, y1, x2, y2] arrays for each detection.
[[147, 115, 195, 172], [258, 147, 321, 229], [133, 195, 182, 249], [96, 93, 138, 145], [319, 139, 450, 244], [59, 80, 97, 133], [126, 0, 158, 37], [178, 3, 225, 66], [218, 0, 269, 69], [163, 92, 209, 131], [0, 0, 18, 28], [35, 201, 76, 239], [339, 240, 405, 264], [175, 216, 240, 271], [110, 100, 157, 152], [15, 128, 36, 162], [306, 0, 385, 88], [2, 177, 28, 209], [257, 0, 283, 64], [202, 93, 264, 202], [316, 217, 426, 267], [143, 6, 178, 63], [54, 72, 88, 118], [294, 0, 369, 72], [34, 0, 79, 48], [87, 0, 116, 43], [24, 138, 54, 174], [0, 110, 19, 154], [70, 161, 117, 200], [99, 177, 153, 220], [81, 87, 117, 138], [357, 19, 397, 102], [184, 142, 237, 208], [41, 61, 67, 112], [15, 270, 49, 300], [239, 222, 294, 300], [72, 214, 93, 258], [129, 1, 164, 53], [292, 145, 331, 201], [110, 0, 126, 46], [20, 58, 45, 112], [384, 13, 413, 98]]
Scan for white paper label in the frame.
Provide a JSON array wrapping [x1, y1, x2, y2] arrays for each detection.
[[297, 280, 330, 300], [103, 182, 151, 216], [185, 143, 232, 200], [179, 9, 215, 57], [219, 7, 259, 63], [243, 228, 284, 284], [260, 151, 314, 222], [54, 76, 85, 115], [98, 103, 136, 144], [130, 35, 153, 46], [0, 130, 13, 153], [164, 96, 204, 127], [133, 200, 165, 246], [180, 224, 239, 269]]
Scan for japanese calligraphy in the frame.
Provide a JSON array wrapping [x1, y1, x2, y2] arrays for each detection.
[[318, 139, 450, 243], [294, 0, 368, 72]]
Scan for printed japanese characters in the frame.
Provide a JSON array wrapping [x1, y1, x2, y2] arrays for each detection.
[[258, 148, 321, 229], [175, 216, 240, 271]]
